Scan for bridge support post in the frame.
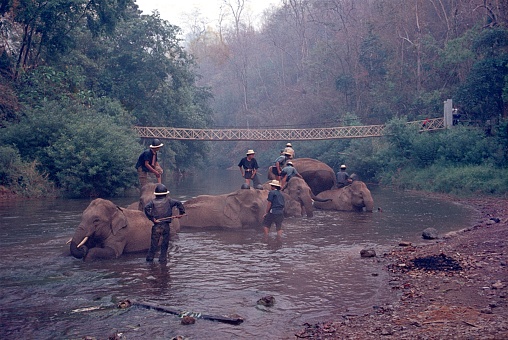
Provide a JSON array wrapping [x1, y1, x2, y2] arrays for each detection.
[[444, 99, 453, 128]]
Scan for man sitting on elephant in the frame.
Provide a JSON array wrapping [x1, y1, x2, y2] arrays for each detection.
[[280, 161, 303, 189], [271, 151, 292, 181], [144, 184, 186, 263], [336, 164, 353, 188]]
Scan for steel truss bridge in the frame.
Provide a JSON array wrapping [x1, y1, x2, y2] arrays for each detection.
[[134, 118, 445, 141]]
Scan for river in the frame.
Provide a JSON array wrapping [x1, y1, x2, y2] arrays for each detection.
[[0, 169, 474, 339]]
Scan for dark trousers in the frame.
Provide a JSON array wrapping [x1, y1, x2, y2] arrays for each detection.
[[147, 223, 170, 261]]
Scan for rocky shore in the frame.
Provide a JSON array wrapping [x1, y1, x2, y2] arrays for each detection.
[[295, 195, 508, 339]]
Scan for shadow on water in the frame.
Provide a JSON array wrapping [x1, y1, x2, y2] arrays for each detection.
[[0, 171, 475, 339]]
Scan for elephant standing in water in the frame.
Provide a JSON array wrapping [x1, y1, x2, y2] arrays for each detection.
[[313, 181, 374, 212], [290, 158, 336, 195], [278, 177, 330, 217], [69, 198, 153, 261]]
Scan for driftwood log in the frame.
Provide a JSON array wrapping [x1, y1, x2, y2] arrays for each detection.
[[118, 300, 244, 325]]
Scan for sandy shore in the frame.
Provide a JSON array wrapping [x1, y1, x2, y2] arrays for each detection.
[[295, 194, 508, 339]]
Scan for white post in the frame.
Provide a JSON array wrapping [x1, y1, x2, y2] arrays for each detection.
[[444, 99, 453, 128]]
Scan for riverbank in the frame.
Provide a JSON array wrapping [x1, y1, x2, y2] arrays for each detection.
[[295, 194, 508, 339]]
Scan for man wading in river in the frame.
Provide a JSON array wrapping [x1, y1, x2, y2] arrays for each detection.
[[144, 184, 185, 263], [263, 180, 285, 238]]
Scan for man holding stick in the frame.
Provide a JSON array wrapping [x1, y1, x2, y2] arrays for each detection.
[[144, 184, 185, 263]]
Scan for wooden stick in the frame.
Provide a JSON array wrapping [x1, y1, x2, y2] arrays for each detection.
[[129, 300, 244, 325], [157, 214, 186, 222]]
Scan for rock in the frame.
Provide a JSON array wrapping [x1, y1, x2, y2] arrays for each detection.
[[361, 249, 376, 257], [399, 241, 412, 247], [257, 295, 275, 307], [181, 316, 196, 325], [422, 228, 439, 240], [492, 280, 504, 289]]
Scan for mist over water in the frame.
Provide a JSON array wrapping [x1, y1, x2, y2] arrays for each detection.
[[0, 170, 473, 339]]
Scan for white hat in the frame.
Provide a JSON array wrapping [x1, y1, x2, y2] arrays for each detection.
[[246, 149, 255, 155], [286, 143, 292, 147], [340, 164, 347, 169], [269, 180, 281, 188], [287, 161, 293, 166], [150, 138, 164, 148]]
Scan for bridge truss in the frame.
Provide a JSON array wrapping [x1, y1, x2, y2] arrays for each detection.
[[134, 118, 445, 141]]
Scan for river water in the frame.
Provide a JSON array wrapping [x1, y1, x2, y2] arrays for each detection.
[[0, 169, 473, 340]]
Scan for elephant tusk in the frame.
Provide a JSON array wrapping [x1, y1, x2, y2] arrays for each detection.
[[66, 238, 72, 244], [77, 236, 89, 248]]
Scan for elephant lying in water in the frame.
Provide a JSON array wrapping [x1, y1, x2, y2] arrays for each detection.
[[69, 198, 153, 261], [180, 187, 301, 229], [313, 181, 374, 212]]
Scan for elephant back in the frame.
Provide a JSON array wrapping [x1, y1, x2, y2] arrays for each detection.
[[291, 158, 336, 195]]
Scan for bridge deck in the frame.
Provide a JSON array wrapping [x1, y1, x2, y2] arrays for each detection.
[[134, 118, 444, 141]]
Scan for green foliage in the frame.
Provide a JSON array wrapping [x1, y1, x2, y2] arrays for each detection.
[[390, 165, 508, 196], [2, 98, 140, 197], [359, 28, 388, 79], [0, 145, 55, 197], [456, 27, 508, 122]]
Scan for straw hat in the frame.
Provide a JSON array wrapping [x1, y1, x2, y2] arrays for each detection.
[[286, 143, 292, 147], [340, 164, 347, 169], [246, 149, 255, 155], [269, 180, 281, 188], [150, 139, 164, 148]]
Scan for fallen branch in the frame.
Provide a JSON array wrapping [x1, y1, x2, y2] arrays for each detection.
[[120, 300, 244, 325]]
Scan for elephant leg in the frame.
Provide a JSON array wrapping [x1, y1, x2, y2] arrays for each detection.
[[85, 246, 116, 261]]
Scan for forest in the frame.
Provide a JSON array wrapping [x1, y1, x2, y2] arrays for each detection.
[[0, 0, 507, 197]]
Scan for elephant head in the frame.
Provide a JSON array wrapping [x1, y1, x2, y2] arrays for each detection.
[[313, 181, 374, 212], [70, 198, 152, 261], [282, 177, 330, 217]]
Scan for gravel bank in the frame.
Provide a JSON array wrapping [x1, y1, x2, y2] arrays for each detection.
[[295, 195, 508, 339]]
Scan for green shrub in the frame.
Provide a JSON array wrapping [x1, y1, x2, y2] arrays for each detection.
[[2, 98, 140, 197]]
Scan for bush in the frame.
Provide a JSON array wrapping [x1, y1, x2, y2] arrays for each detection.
[[0, 145, 55, 197], [2, 98, 141, 197]]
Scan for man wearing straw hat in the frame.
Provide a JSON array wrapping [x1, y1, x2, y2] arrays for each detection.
[[135, 138, 164, 188], [263, 180, 285, 238], [238, 149, 260, 188], [144, 184, 185, 263]]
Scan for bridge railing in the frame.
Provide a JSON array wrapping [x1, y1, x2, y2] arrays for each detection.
[[134, 118, 445, 141]]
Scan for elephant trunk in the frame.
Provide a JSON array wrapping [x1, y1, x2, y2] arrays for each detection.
[[364, 199, 374, 212], [70, 240, 88, 259], [301, 196, 314, 217]]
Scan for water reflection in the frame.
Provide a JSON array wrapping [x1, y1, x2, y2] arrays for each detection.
[[0, 172, 475, 339]]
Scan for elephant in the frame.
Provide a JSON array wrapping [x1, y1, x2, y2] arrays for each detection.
[[261, 181, 307, 217], [179, 188, 268, 229], [126, 182, 180, 233], [290, 158, 336, 195], [69, 198, 153, 261], [281, 177, 331, 217], [313, 181, 374, 212]]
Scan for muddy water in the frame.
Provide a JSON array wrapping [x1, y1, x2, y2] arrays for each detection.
[[0, 170, 473, 339]]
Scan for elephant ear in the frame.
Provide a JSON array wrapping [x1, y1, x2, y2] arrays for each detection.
[[224, 193, 241, 224], [111, 206, 128, 236]]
